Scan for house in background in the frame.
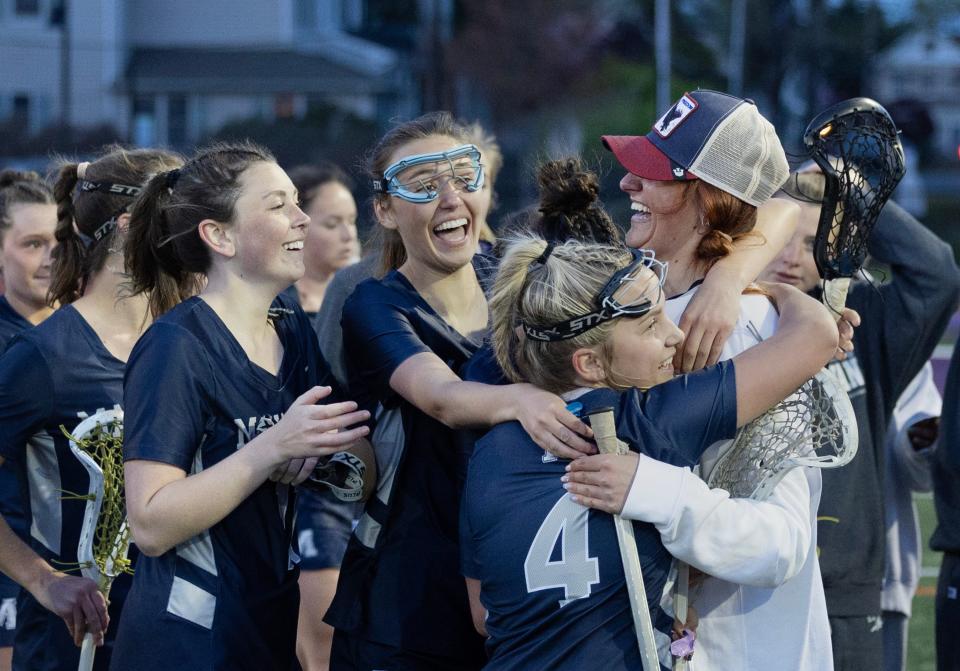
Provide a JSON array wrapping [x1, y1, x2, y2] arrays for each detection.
[[872, 29, 960, 160], [0, 0, 417, 149]]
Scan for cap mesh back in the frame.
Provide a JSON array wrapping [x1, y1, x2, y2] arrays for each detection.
[[688, 105, 789, 206]]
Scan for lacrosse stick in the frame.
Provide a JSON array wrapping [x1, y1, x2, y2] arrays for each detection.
[[668, 368, 858, 670], [587, 407, 661, 671], [62, 409, 131, 671], [802, 97, 905, 316], [706, 368, 858, 501]]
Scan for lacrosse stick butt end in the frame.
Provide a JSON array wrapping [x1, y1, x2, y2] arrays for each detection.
[[78, 632, 96, 671], [586, 407, 620, 455], [822, 278, 850, 319]]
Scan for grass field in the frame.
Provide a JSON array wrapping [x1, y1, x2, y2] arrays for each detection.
[[907, 493, 940, 670]]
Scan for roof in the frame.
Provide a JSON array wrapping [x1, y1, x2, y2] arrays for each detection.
[[125, 46, 400, 95]]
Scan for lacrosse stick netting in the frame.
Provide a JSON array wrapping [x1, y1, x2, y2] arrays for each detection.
[[803, 97, 905, 314], [62, 409, 131, 671], [706, 368, 858, 502]]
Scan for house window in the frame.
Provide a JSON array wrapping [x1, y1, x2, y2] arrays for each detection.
[[296, 0, 317, 30], [168, 95, 188, 147], [15, 0, 40, 15], [132, 95, 156, 148], [12, 95, 29, 128]]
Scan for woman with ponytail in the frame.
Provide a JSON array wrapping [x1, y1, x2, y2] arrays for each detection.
[[112, 142, 373, 671], [322, 112, 594, 670], [461, 231, 842, 669], [0, 169, 56, 671], [0, 147, 180, 671]]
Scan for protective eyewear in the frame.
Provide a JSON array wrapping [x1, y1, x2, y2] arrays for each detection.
[[522, 247, 668, 342], [372, 144, 484, 203]]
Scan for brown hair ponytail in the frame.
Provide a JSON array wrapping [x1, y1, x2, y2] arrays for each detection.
[[48, 146, 182, 305], [125, 140, 274, 318]]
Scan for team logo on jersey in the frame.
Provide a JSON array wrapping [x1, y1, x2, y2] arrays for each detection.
[[654, 94, 698, 138], [234, 414, 283, 449]]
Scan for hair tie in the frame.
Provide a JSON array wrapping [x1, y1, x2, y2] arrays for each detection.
[[77, 162, 90, 180], [165, 168, 181, 191], [533, 241, 555, 267]]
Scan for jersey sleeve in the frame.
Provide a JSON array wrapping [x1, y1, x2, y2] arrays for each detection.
[[123, 323, 214, 472], [621, 454, 812, 588], [341, 280, 432, 397], [0, 338, 55, 463], [620, 360, 738, 468]]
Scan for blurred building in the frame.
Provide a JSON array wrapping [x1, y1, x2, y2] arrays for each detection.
[[872, 30, 960, 160], [0, 0, 417, 148]]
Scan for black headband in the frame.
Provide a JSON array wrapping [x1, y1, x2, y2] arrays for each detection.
[[77, 180, 142, 198]]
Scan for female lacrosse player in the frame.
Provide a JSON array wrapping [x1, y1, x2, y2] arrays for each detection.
[[286, 161, 359, 316], [323, 112, 594, 670], [460, 233, 840, 670], [0, 169, 56, 671], [112, 142, 373, 671], [0, 148, 181, 671], [562, 90, 857, 669]]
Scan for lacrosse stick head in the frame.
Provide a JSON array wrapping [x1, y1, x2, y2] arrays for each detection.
[[64, 409, 131, 593], [706, 368, 858, 501], [803, 97, 905, 281]]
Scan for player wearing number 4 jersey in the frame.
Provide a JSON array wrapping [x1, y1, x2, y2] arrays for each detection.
[[461, 235, 843, 669]]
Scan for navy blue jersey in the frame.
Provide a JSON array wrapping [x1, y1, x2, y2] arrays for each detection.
[[460, 364, 737, 670], [111, 295, 338, 671], [0, 295, 32, 540], [0, 294, 33, 649], [0, 305, 130, 671], [325, 256, 497, 663]]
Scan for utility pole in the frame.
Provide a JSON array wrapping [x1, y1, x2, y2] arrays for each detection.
[[728, 0, 747, 96], [655, 0, 671, 113], [52, 0, 71, 128]]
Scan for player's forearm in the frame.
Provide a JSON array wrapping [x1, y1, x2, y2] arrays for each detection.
[[0, 516, 59, 596], [623, 459, 812, 587], [708, 198, 798, 289], [732, 285, 837, 426], [126, 444, 277, 556]]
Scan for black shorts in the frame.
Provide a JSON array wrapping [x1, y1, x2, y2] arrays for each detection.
[[828, 613, 883, 671], [330, 628, 484, 671], [296, 489, 356, 571], [0, 573, 17, 648], [936, 552, 960, 671]]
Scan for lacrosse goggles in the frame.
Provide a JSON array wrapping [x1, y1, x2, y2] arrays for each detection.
[[372, 143, 484, 203], [521, 247, 668, 342]]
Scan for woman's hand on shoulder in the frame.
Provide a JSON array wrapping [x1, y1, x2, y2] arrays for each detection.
[[561, 452, 639, 514], [260, 386, 370, 467], [675, 269, 742, 372], [510, 384, 595, 459]]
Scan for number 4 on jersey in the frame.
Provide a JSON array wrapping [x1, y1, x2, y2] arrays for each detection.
[[524, 495, 599, 607]]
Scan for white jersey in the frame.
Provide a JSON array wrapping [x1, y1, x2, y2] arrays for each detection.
[[622, 286, 832, 671]]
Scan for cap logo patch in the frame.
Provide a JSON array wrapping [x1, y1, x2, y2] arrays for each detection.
[[655, 94, 698, 138], [672, 167, 686, 178]]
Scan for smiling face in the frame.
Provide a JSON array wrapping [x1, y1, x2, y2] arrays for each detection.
[[619, 172, 701, 256], [604, 270, 684, 389], [376, 135, 485, 277], [227, 161, 310, 287], [0, 202, 57, 311], [759, 200, 821, 292], [302, 181, 359, 278]]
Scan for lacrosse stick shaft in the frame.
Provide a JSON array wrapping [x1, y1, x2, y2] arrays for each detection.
[[822, 278, 851, 319], [78, 633, 95, 671], [590, 409, 661, 671], [673, 562, 690, 671]]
